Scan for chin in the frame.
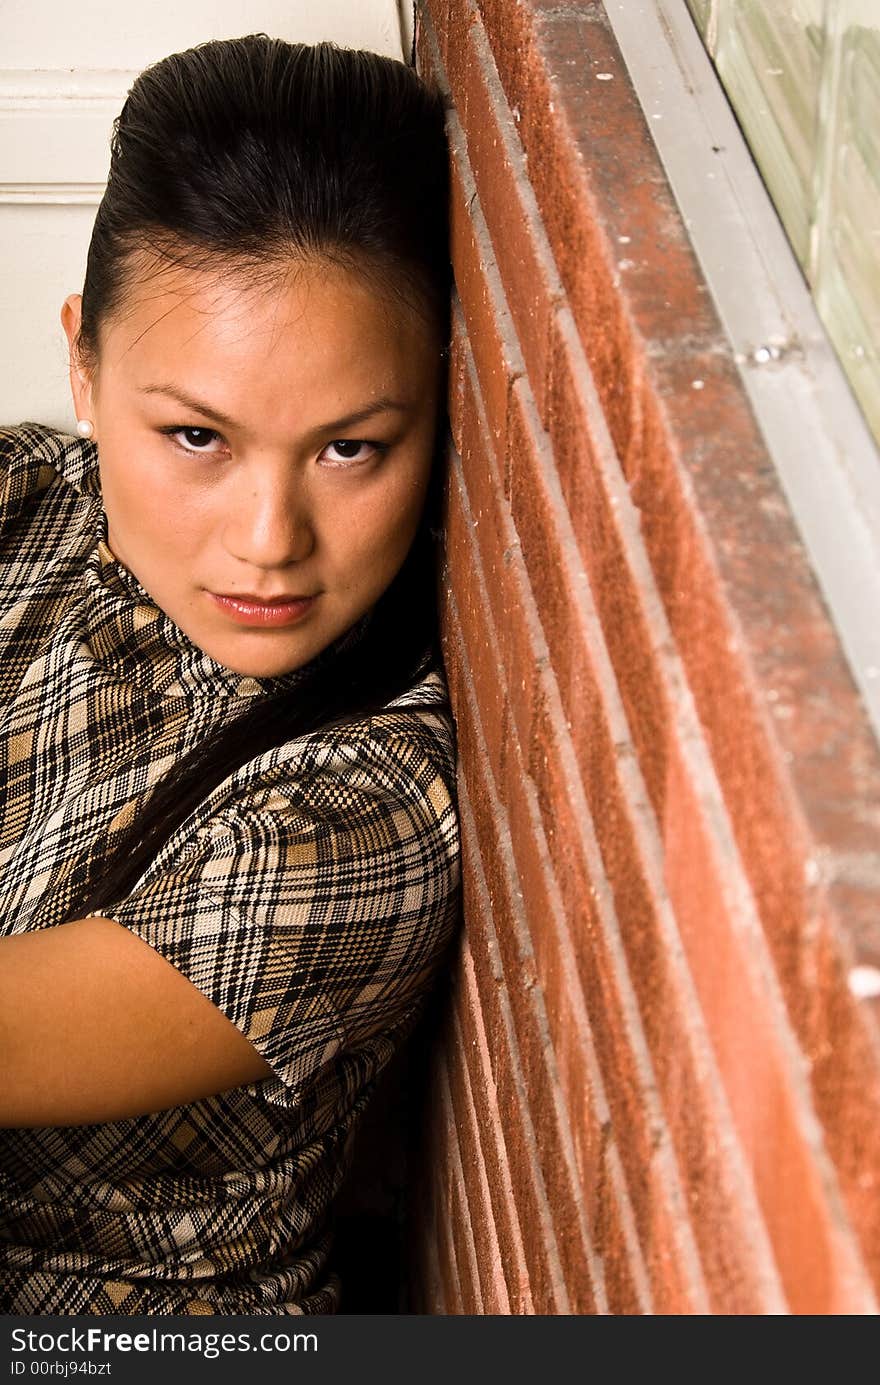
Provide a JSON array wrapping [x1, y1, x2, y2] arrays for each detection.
[[219, 624, 355, 680], [190, 604, 362, 681], [213, 647, 314, 680]]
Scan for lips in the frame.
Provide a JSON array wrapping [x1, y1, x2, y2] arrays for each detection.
[[206, 591, 319, 628], [215, 592, 315, 604]]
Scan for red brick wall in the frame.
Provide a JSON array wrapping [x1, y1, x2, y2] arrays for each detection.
[[405, 0, 880, 1314]]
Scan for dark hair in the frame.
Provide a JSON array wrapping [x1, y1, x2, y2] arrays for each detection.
[[65, 35, 452, 919], [77, 36, 451, 361]]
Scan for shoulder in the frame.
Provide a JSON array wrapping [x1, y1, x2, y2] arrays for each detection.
[[273, 663, 454, 794], [0, 423, 64, 507], [223, 663, 458, 852], [335, 664, 456, 788], [136, 659, 460, 885], [0, 422, 99, 519]]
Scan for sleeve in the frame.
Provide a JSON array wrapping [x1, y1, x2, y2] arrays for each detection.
[[107, 714, 461, 1106]]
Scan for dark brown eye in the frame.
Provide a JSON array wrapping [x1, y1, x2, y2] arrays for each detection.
[[319, 439, 383, 467], [161, 426, 227, 456], [181, 428, 216, 449]]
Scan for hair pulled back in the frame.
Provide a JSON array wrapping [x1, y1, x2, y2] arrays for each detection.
[[78, 35, 450, 361], [67, 36, 452, 920]]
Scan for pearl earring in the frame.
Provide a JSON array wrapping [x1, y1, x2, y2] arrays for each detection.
[[76, 419, 94, 439]]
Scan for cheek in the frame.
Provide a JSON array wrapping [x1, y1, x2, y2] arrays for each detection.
[[316, 497, 408, 600], [99, 449, 211, 553], [342, 467, 428, 565]]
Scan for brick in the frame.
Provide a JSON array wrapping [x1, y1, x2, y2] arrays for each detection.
[[488, 0, 880, 958], [808, 907, 880, 1293], [522, 672, 714, 1313], [438, 1059, 485, 1312], [417, 1228, 448, 1315], [634, 362, 880, 1304], [497, 704, 663, 1316], [448, 112, 524, 470], [497, 732, 606, 1180], [453, 582, 713, 1312], [457, 790, 574, 1313], [662, 729, 877, 1312], [479, 4, 720, 452], [454, 548, 715, 1296], [454, 735, 603, 1312], [507, 376, 776, 1307], [424, 1059, 466, 1314], [444, 1000, 514, 1313], [445, 9, 562, 422], [598, 1145, 653, 1315], [452, 944, 536, 1312], [448, 443, 756, 1303], [447, 299, 468, 455], [465, 886, 595, 1307], [635, 388, 818, 1004], [485, 18, 880, 1270], [442, 635, 499, 858], [505, 449, 584, 707], [419, 0, 450, 68], [472, 0, 551, 126], [506, 382, 618, 779], [542, 307, 879, 1308], [442, 446, 544, 804], [527, 670, 789, 1312], [498, 550, 549, 759], [442, 452, 509, 779], [507, 670, 715, 1307], [467, 3, 640, 459], [454, 343, 549, 757], [443, 0, 478, 128], [639, 347, 880, 908], [414, 1, 448, 90], [544, 311, 670, 817], [454, 382, 510, 620], [405, 1224, 441, 1314], [527, 13, 720, 350], [484, 0, 880, 1002]]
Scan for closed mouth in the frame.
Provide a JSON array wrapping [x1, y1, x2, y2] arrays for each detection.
[[211, 592, 317, 604], [205, 590, 319, 627]]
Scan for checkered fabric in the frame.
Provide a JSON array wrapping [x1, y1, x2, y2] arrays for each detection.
[[0, 424, 461, 1315]]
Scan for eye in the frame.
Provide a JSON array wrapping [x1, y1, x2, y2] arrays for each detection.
[[161, 426, 228, 456], [319, 438, 386, 468]]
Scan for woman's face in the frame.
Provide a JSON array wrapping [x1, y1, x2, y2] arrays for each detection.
[[62, 258, 441, 678]]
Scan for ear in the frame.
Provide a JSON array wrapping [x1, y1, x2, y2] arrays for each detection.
[[61, 294, 95, 424]]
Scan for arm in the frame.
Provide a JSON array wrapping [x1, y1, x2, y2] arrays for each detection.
[[0, 916, 273, 1128], [1, 712, 458, 1130]]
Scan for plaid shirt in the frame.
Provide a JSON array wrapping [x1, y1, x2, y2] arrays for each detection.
[[0, 425, 460, 1315]]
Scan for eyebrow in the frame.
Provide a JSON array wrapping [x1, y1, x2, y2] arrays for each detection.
[[137, 384, 412, 434]]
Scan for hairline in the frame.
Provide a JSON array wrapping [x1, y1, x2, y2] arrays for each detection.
[[75, 234, 445, 371]]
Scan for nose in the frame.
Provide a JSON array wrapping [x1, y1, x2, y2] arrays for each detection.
[[223, 468, 316, 570]]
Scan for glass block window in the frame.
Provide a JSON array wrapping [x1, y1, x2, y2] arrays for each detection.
[[687, 1, 880, 446]]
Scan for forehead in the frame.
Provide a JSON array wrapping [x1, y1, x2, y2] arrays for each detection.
[[95, 255, 439, 418]]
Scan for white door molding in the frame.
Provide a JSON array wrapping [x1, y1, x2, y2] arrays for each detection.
[[0, 68, 134, 204]]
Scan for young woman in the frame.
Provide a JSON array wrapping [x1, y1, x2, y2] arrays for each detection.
[[0, 36, 459, 1315]]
